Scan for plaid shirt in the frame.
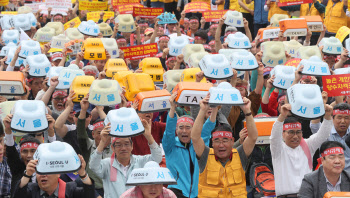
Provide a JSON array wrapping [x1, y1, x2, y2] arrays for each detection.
[[120, 186, 177, 198], [0, 157, 12, 196]]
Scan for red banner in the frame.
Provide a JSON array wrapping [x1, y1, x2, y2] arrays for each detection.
[[133, 7, 164, 18], [184, 2, 210, 13], [116, 3, 143, 14], [112, 0, 139, 8], [120, 43, 158, 60], [284, 58, 301, 68], [322, 74, 350, 97], [278, 0, 312, 7], [202, 10, 228, 22]]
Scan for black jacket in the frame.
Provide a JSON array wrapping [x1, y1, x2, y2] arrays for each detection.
[[6, 145, 27, 195]]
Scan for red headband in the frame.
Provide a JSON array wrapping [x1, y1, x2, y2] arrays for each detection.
[[52, 90, 68, 98], [210, 24, 218, 29], [184, 18, 189, 22], [21, 142, 39, 152], [278, 95, 286, 104], [93, 121, 104, 130], [177, 117, 194, 126], [209, 40, 215, 45], [166, 56, 176, 67], [204, 45, 211, 50], [190, 19, 199, 23], [112, 137, 120, 144], [301, 75, 312, 81], [212, 131, 233, 139], [139, 23, 148, 27], [117, 38, 127, 43], [194, 36, 203, 40], [283, 123, 302, 131], [333, 109, 350, 115], [321, 147, 344, 158], [84, 69, 98, 76], [54, 15, 63, 20], [159, 36, 169, 42]]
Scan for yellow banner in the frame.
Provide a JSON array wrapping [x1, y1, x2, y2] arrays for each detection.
[[79, 1, 108, 11], [64, 17, 81, 30], [87, 11, 114, 22], [336, 26, 350, 43], [1, 11, 17, 15], [0, 0, 9, 6]]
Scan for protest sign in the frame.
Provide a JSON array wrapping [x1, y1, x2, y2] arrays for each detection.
[[277, 0, 312, 6], [112, 0, 139, 8], [46, 0, 71, 11], [133, 7, 163, 18], [1, 11, 17, 15], [79, 0, 108, 11], [336, 26, 350, 43], [322, 74, 350, 97], [0, 0, 9, 6], [87, 11, 114, 22], [184, 2, 210, 13], [202, 10, 227, 22], [64, 16, 81, 30], [284, 58, 301, 68], [24, 3, 42, 13], [120, 43, 158, 60], [117, 3, 143, 14]]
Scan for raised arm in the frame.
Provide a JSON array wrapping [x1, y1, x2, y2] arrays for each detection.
[[215, 17, 225, 52], [240, 97, 258, 157], [41, 77, 58, 106], [254, 62, 264, 95], [54, 91, 75, 138]]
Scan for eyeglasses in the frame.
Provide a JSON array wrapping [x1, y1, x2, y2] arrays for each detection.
[[284, 130, 302, 136], [327, 154, 345, 160], [114, 143, 131, 148], [212, 139, 231, 145]]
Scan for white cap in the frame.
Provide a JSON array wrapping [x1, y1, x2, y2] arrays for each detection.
[[209, 82, 243, 106]]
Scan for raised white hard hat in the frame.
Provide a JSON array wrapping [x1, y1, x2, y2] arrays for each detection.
[[321, 37, 343, 55], [283, 40, 302, 58], [116, 14, 136, 33], [27, 54, 51, 77], [65, 28, 84, 41], [26, 12, 37, 27], [18, 40, 41, 59], [46, 66, 65, 88], [199, 54, 233, 80], [45, 22, 65, 36], [10, 100, 48, 133], [218, 48, 245, 77], [287, 84, 325, 119], [0, 15, 13, 30], [98, 22, 113, 37], [296, 46, 322, 59], [227, 32, 251, 49], [229, 50, 258, 71], [224, 10, 244, 27], [57, 64, 85, 90], [0, 42, 17, 57], [78, 20, 100, 36], [34, 141, 81, 174], [168, 35, 190, 56], [34, 27, 56, 43], [0, 101, 26, 136], [163, 69, 183, 93], [187, 52, 209, 68], [261, 41, 286, 67], [104, 107, 145, 137], [297, 56, 330, 76], [126, 161, 177, 186], [2, 30, 19, 45], [88, 79, 121, 106], [51, 34, 70, 49], [101, 38, 119, 59], [182, 44, 205, 65], [6, 47, 26, 67], [270, 65, 296, 90], [209, 82, 243, 106], [12, 14, 31, 31]]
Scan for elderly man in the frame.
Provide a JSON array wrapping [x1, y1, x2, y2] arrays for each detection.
[[299, 141, 350, 197], [191, 95, 258, 197], [271, 103, 333, 197], [89, 117, 162, 198]]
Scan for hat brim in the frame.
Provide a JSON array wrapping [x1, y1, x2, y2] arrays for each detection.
[[108, 130, 145, 138], [203, 74, 234, 80], [78, 28, 98, 37], [126, 181, 177, 186], [209, 102, 244, 107], [136, 108, 170, 113], [232, 66, 259, 71], [11, 126, 49, 133], [35, 165, 82, 175]]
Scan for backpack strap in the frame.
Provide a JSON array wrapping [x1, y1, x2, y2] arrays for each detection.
[[300, 138, 313, 170], [58, 178, 66, 198], [110, 152, 118, 182]]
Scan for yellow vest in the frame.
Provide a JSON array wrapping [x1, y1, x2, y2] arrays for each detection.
[[300, 0, 323, 18], [198, 148, 247, 198], [239, 1, 254, 13], [324, 0, 347, 33], [163, 0, 177, 3], [268, 2, 290, 22], [217, 2, 225, 10], [151, 0, 164, 2], [229, 0, 240, 11]]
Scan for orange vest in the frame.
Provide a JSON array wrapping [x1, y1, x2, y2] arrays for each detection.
[[324, 0, 347, 33], [268, 2, 290, 22], [300, 0, 323, 18], [198, 148, 247, 198]]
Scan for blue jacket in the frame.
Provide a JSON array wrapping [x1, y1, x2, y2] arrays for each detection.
[[254, 0, 269, 24], [162, 113, 215, 198]]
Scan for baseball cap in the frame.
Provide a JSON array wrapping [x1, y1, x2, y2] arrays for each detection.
[[50, 52, 63, 62], [144, 28, 154, 35]]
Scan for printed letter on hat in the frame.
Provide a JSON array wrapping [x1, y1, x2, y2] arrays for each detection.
[[134, 90, 171, 113], [173, 82, 212, 106], [208, 82, 244, 106]]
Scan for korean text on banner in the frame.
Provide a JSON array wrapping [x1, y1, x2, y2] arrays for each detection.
[[336, 26, 350, 43], [184, 2, 210, 13], [322, 74, 350, 97], [64, 17, 81, 30], [24, 3, 42, 13], [202, 10, 227, 22], [120, 43, 158, 60], [117, 3, 143, 14], [87, 11, 114, 22], [45, 0, 71, 12], [133, 7, 164, 18], [277, 0, 312, 6], [79, 0, 108, 11], [284, 58, 301, 68], [112, 0, 139, 8], [0, 0, 9, 6], [1, 11, 17, 15]]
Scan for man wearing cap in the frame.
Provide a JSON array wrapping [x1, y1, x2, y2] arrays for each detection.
[[191, 95, 258, 197], [162, 93, 217, 198], [50, 52, 64, 66], [299, 141, 350, 197], [77, 95, 111, 197], [14, 154, 95, 198], [310, 103, 350, 173], [143, 28, 154, 44], [89, 118, 162, 198], [271, 103, 333, 197]]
